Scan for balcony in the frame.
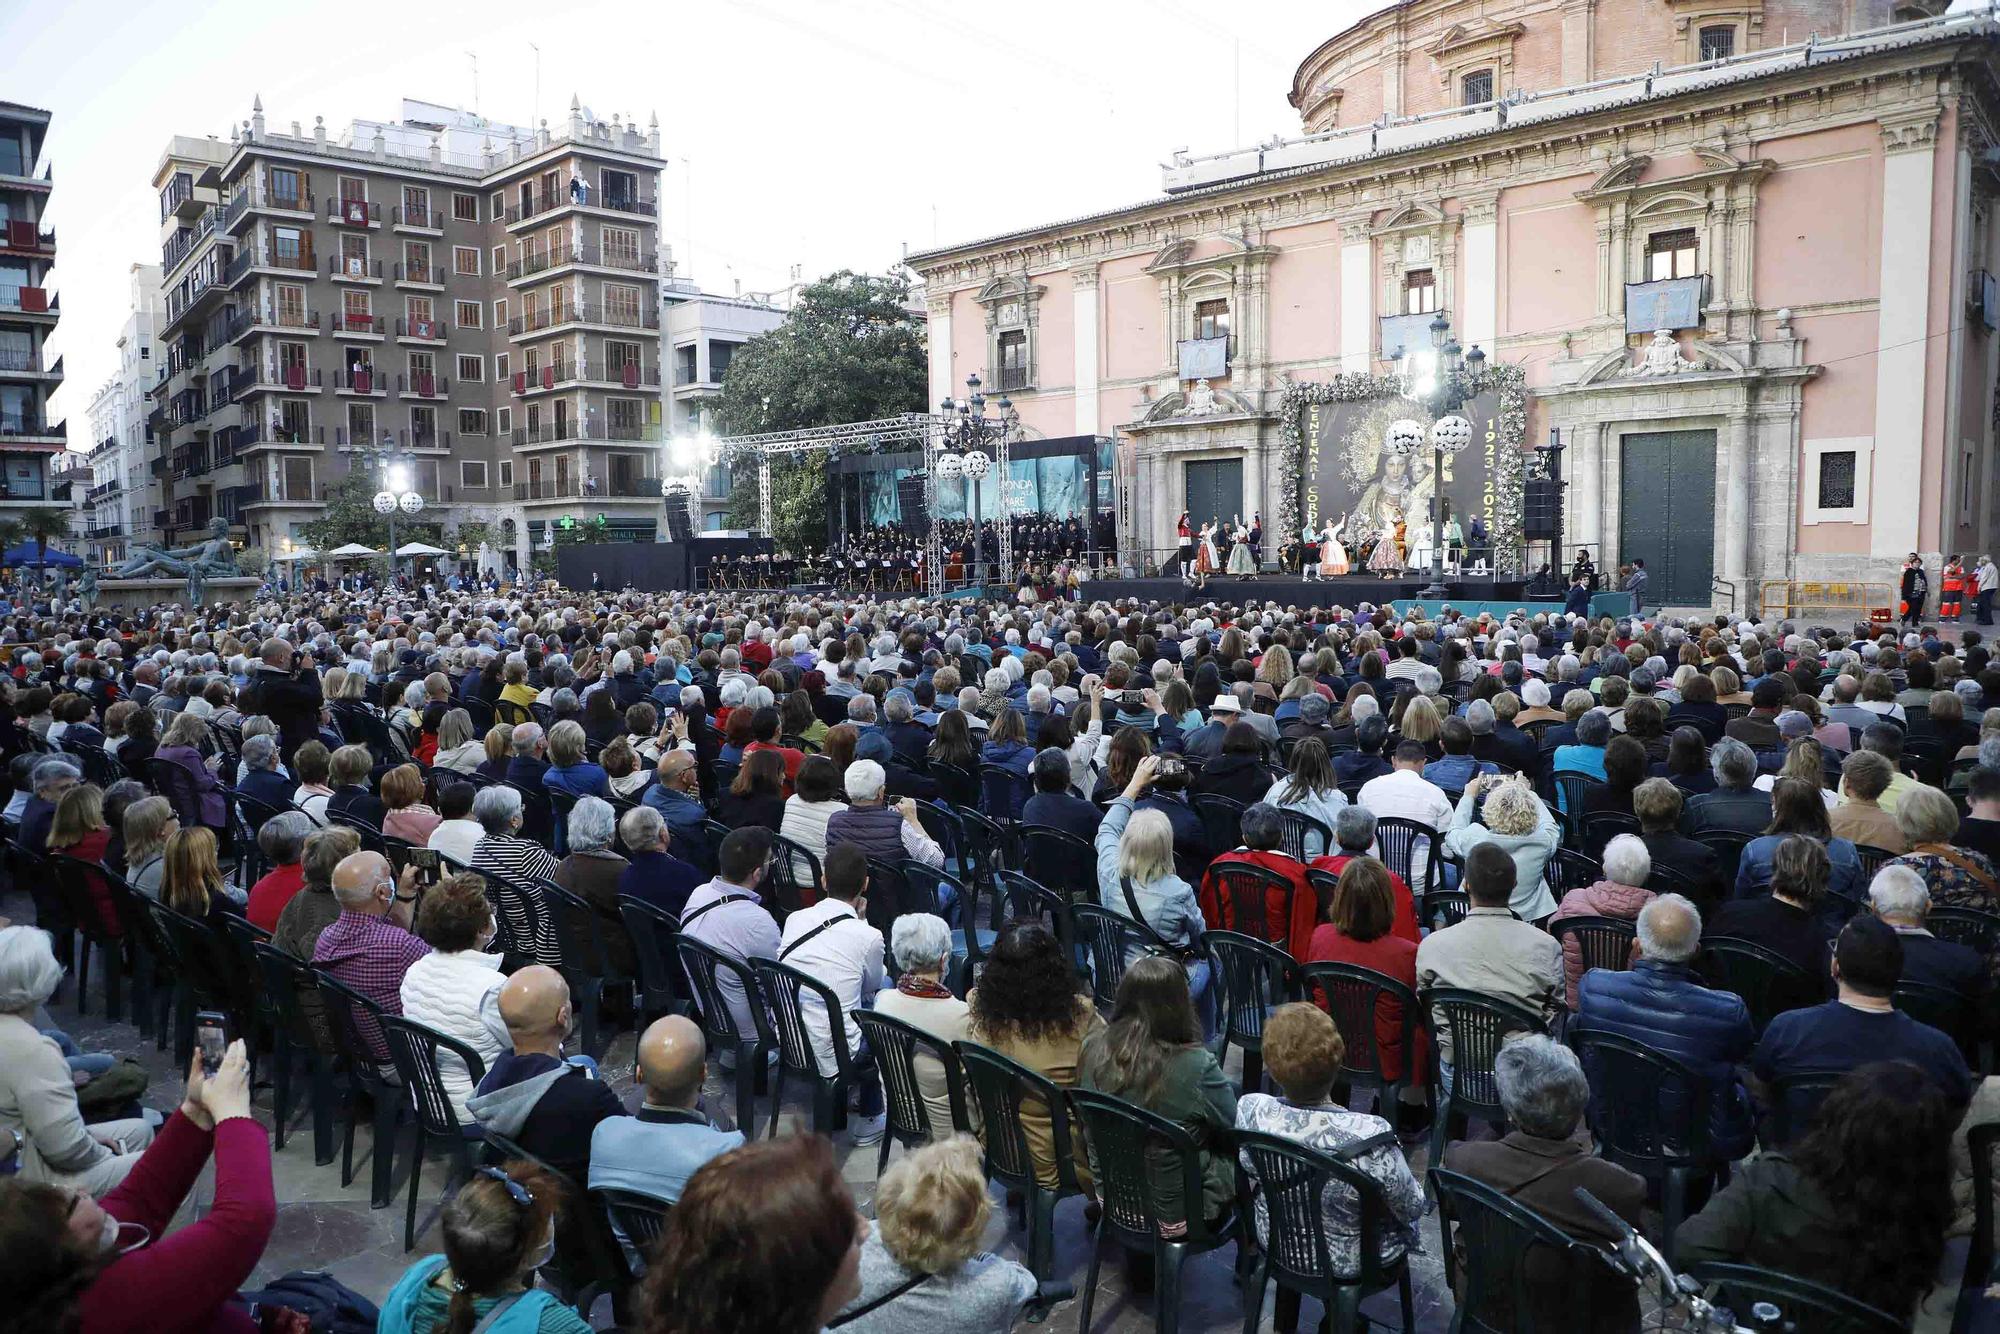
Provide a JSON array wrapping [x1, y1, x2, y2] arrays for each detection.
[[333, 368, 385, 396], [236, 367, 323, 396], [513, 476, 582, 501], [328, 256, 383, 283], [161, 175, 194, 219], [0, 417, 64, 444], [0, 347, 56, 377], [88, 523, 124, 539], [228, 306, 320, 342], [505, 242, 658, 283], [508, 299, 659, 336], [395, 316, 447, 343], [0, 286, 55, 317], [1623, 275, 1708, 334], [330, 312, 385, 338], [505, 188, 657, 228], [1, 220, 55, 257], [328, 198, 381, 228], [996, 366, 1029, 391], [237, 423, 325, 449], [392, 204, 441, 233], [511, 419, 663, 446], [226, 246, 314, 289], [396, 373, 450, 399], [393, 261, 443, 289], [514, 360, 660, 394]]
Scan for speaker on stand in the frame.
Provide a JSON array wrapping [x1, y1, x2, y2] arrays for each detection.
[[896, 473, 931, 536], [662, 485, 694, 542], [1523, 429, 1568, 596]]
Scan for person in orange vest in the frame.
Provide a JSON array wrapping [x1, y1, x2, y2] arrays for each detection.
[[1942, 554, 1966, 621]]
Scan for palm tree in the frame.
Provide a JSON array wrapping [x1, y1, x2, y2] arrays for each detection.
[[16, 505, 69, 571], [0, 518, 24, 578]]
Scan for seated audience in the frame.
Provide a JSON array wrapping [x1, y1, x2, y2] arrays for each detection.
[[1199, 802, 1315, 959], [777, 844, 887, 1147], [678, 827, 783, 1038], [1709, 834, 1839, 982], [870, 913, 974, 1139], [1416, 842, 1563, 1065], [399, 872, 508, 1121], [590, 1015, 744, 1204], [1549, 833, 1654, 1009], [467, 965, 626, 1182], [1735, 776, 1863, 901], [1683, 738, 1772, 835], [425, 780, 484, 867], [244, 810, 313, 932], [379, 763, 441, 845], [311, 849, 430, 1062], [1442, 774, 1560, 922], [616, 804, 703, 920], [273, 825, 361, 960]]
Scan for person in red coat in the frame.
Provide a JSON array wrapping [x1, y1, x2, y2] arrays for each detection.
[[1199, 803, 1317, 959], [1305, 856, 1429, 1112], [0, 1039, 275, 1334], [1309, 804, 1421, 945]]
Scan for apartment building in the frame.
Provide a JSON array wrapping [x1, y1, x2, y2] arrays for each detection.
[[84, 263, 163, 564], [147, 97, 666, 557], [661, 272, 783, 530], [0, 102, 63, 512]]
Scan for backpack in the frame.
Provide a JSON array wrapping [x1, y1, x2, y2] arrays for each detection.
[[238, 1270, 380, 1334]]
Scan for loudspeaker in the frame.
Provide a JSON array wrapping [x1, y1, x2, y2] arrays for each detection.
[[1522, 476, 1563, 540], [896, 475, 931, 536], [663, 488, 693, 541]]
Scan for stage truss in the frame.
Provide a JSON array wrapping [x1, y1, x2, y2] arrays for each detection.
[[714, 412, 1014, 598]]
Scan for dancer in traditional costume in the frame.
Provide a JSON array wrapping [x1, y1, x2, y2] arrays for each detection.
[[1195, 521, 1220, 577], [1176, 512, 1194, 578], [1320, 519, 1349, 578], [1370, 515, 1403, 575], [1227, 516, 1257, 578]]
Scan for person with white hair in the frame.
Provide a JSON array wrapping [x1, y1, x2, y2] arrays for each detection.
[[868, 912, 972, 1138], [1870, 863, 1987, 997], [0, 926, 154, 1194], [1547, 833, 1656, 1008], [1441, 774, 1561, 922], [824, 760, 945, 868]]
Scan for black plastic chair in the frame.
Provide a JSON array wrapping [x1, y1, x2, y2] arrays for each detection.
[[478, 868, 552, 970], [1299, 962, 1426, 1136], [1067, 1088, 1243, 1334], [1429, 1167, 1626, 1333], [539, 880, 628, 1056], [930, 761, 978, 810], [1961, 1122, 2000, 1316], [901, 863, 973, 965], [1419, 987, 1548, 1171], [1930, 905, 2000, 955], [380, 1013, 488, 1250], [1894, 978, 1981, 1065], [1569, 1028, 1713, 1262], [993, 869, 1077, 977], [617, 895, 688, 1025], [254, 941, 339, 1162], [1696, 829, 1755, 889], [1203, 859, 1298, 949], [1546, 847, 1602, 900], [1687, 1262, 1902, 1334], [675, 936, 773, 1135], [1021, 825, 1098, 905], [1699, 935, 1824, 1033], [1853, 842, 1897, 884], [979, 762, 1030, 823], [1761, 1069, 1843, 1149], [147, 899, 254, 1067], [1373, 816, 1444, 898], [1271, 808, 1333, 863], [313, 969, 406, 1209], [1071, 902, 1163, 1008], [765, 832, 822, 923], [853, 1009, 966, 1172], [47, 856, 126, 1021], [1551, 914, 1638, 979], [1236, 1129, 1416, 1334], [753, 957, 858, 1138], [955, 804, 1016, 893], [478, 1130, 632, 1322], [1425, 889, 1471, 932], [145, 756, 209, 838], [589, 1186, 672, 1271], [1203, 929, 1299, 1094], [1550, 773, 1605, 847], [955, 1040, 1088, 1281], [1192, 793, 1248, 854], [1579, 810, 1641, 854]]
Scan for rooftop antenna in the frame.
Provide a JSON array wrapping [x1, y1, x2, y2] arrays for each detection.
[[466, 52, 479, 118], [529, 43, 540, 129]]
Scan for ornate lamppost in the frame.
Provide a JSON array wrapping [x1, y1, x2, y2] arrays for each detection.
[[343, 436, 423, 583], [1383, 313, 1485, 599], [936, 373, 1017, 583]]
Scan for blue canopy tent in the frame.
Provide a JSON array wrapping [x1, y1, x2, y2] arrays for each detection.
[[2, 544, 83, 567]]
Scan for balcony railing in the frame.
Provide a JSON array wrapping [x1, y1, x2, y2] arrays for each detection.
[[996, 366, 1029, 391], [328, 257, 383, 281], [505, 189, 656, 225], [329, 198, 381, 227], [237, 424, 325, 448], [396, 373, 450, 399], [334, 368, 384, 394], [396, 316, 446, 341], [392, 204, 437, 230], [513, 476, 582, 500], [228, 306, 319, 341], [393, 261, 440, 286], [508, 300, 659, 335], [505, 243, 658, 281], [331, 312, 385, 336], [514, 361, 659, 392], [161, 175, 193, 218], [229, 247, 314, 285], [239, 367, 323, 394], [0, 417, 60, 439], [89, 523, 125, 539], [0, 349, 45, 373], [511, 420, 663, 446], [0, 286, 53, 314]]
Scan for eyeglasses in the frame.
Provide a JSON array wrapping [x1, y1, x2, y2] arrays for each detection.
[[476, 1166, 535, 1208]]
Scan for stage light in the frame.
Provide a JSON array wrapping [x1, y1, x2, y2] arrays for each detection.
[[387, 464, 411, 493]]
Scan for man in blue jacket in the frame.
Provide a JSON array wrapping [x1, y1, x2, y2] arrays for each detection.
[[1575, 893, 1756, 1161]]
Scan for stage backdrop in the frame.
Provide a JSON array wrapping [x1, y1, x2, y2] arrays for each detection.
[[1280, 366, 1528, 574]]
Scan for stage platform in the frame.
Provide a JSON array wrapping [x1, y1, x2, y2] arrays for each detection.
[[1076, 575, 1637, 619]]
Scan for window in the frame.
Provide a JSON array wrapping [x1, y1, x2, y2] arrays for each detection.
[[401, 186, 430, 226], [457, 355, 484, 382], [601, 169, 637, 209], [273, 226, 306, 264], [1193, 299, 1230, 340], [1646, 228, 1699, 281], [496, 353, 509, 381], [498, 460, 514, 488], [347, 403, 375, 442], [339, 233, 368, 274], [278, 341, 308, 374], [453, 246, 479, 276], [607, 340, 643, 374], [411, 405, 439, 447], [497, 407, 512, 434], [402, 241, 431, 282], [1461, 69, 1494, 105], [406, 295, 435, 324], [605, 284, 642, 326], [675, 344, 698, 385], [1817, 450, 1856, 510], [997, 331, 1027, 389], [459, 409, 488, 437], [494, 299, 508, 329], [491, 244, 505, 273], [609, 398, 643, 438], [1403, 268, 1438, 315], [269, 167, 303, 208], [281, 457, 312, 502], [1698, 25, 1735, 60], [455, 300, 482, 328], [275, 283, 307, 326], [453, 192, 479, 223], [342, 291, 371, 330], [602, 226, 641, 268], [338, 176, 366, 204], [461, 459, 488, 487]]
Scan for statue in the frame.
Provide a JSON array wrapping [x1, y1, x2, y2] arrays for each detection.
[[110, 518, 240, 606], [77, 566, 97, 612], [1180, 379, 1223, 416], [48, 564, 66, 608], [1623, 328, 1699, 377]]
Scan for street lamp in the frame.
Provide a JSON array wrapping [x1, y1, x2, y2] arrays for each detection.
[[660, 430, 720, 535], [937, 372, 1017, 582], [371, 458, 424, 582], [1385, 313, 1485, 599]]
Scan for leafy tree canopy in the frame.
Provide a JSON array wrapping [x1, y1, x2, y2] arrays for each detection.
[[297, 469, 442, 556]]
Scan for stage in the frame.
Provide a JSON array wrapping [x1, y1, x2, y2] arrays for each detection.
[[1075, 574, 1636, 618]]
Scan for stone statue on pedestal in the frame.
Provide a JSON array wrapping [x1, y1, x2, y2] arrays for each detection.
[[109, 518, 239, 606]]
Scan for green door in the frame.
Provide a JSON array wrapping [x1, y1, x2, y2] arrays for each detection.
[[1619, 430, 1716, 606], [1184, 459, 1243, 535]]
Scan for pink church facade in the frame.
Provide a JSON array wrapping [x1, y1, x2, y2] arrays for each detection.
[[907, 0, 2000, 611]]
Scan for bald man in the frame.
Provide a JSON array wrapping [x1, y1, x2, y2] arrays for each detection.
[[589, 1015, 743, 1209], [310, 851, 428, 1063], [466, 965, 626, 1181]]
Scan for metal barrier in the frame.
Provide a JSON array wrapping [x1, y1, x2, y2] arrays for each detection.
[[1758, 580, 1896, 625]]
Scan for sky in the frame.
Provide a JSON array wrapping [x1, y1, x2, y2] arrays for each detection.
[[7, 0, 1388, 449]]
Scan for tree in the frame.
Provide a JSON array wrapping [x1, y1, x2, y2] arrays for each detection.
[[717, 270, 928, 554], [16, 506, 70, 568], [298, 470, 442, 555]]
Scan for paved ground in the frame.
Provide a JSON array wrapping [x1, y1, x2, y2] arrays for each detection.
[[26, 888, 1466, 1332]]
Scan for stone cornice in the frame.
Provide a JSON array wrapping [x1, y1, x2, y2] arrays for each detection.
[[911, 43, 1975, 291], [1880, 104, 1945, 154]]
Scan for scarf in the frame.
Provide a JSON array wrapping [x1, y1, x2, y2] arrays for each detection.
[[895, 973, 954, 1000]]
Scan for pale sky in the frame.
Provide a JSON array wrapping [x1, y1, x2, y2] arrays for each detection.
[[7, 0, 1384, 448]]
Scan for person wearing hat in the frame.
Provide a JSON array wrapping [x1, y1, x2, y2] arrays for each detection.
[[1183, 692, 1244, 763]]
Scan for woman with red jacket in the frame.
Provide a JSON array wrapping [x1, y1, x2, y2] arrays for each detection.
[[1305, 856, 1429, 1117], [0, 1040, 276, 1334]]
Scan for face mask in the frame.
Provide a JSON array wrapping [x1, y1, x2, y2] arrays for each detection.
[[100, 1213, 150, 1256], [525, 1229, 555, 1272]]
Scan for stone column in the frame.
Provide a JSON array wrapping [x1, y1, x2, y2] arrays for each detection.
[[1460, 194, 1499, 358], [1572, 421, 1604, 556], [1072, 264, 1100, 436], [1724, 411, 1752, 587], [925, 291, 953, 414], [1871, 107, 1942, 558]]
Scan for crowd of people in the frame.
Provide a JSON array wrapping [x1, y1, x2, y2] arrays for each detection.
[[0, 575, 1997, 1330]]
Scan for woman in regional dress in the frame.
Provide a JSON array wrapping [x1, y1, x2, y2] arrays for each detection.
[[1321, 520, 1349, 578], [1227, 517, 1258, 578]]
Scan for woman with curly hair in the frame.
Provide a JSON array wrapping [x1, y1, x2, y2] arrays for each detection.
[[967, 923, 1103, 1194], [1676, 1060, 1954, 1322], [641, 1135, 864, 1334]]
